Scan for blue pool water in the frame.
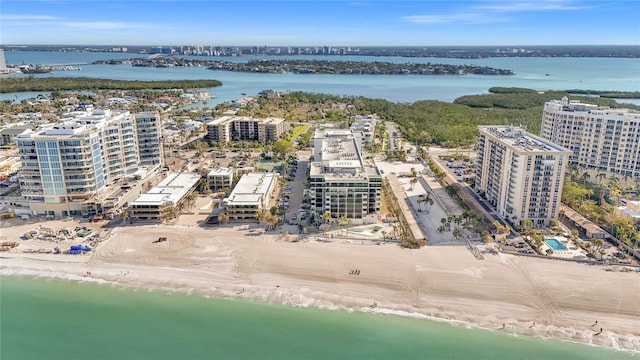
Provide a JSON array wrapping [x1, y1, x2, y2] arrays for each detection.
[[545, 238, 568, 251]]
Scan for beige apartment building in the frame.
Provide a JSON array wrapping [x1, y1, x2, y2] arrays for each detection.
[[205, 116, 285, 144], [476, 126, 571, 228]]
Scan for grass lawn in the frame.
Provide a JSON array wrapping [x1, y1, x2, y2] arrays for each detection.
[[288, 124, 310, 140]]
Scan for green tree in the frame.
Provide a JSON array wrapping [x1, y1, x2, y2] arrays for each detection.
[[256, 209, 265, 224], [410, 177, 418, 190], [271, 139, 294, 159], [218, 212, 229, 225], [322, 211, 333, 224], [265, 214, 278, 231]]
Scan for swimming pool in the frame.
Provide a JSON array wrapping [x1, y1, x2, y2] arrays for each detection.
[[545, 238, 568, 251]]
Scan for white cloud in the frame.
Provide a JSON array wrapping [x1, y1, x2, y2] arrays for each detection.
[[59, 21, 147, 29], [1, 14, 60, 20], [402, 13, 504, 24], [476, 0, 589, 12]]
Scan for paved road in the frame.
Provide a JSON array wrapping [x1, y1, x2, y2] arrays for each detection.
[[386, 122, 398, 152]]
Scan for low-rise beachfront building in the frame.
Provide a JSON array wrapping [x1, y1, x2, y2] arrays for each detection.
[[128, 172, 201, 222], [0, 154, 21, 176], [615, 200, 640, 223], [16, 109, 162, 217], [0, 125, 35, 146], [309, 129, 381, 225], [476, 125, 571, 228], [541, 97, 640, 178], [207, 167, 234, 191], [205, 116, 285, 144], [223, 172, 276, 222]]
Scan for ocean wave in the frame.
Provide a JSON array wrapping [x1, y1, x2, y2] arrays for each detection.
[[0, 267, 114, 285]]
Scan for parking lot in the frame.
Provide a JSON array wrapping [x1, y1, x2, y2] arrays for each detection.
[[282, 153, 311, 229]]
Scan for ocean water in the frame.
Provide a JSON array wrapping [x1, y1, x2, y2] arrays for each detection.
[[2, 51, 639, 105], [1, 276, 636, 360]]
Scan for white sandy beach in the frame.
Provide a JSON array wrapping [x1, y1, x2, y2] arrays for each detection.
[[1, 220, 639, 352]]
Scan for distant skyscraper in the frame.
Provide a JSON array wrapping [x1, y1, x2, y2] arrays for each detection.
[[0, 49, 7, 72]]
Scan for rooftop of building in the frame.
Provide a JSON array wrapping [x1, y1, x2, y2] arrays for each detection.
[[207, 167, 234, 177], [17, 109, 135, 138], [617, 201, 640, 219], [129, 172, 200, 207], [320, 136, 361, 162], [0, 125, 35, 136], [206, 115, 284, 126], [311, 128, 379, 178], [309, 161, 380, 179], [479, 125, 571, 154], [225, 172, 276, 205], [546, 97, 638, 115]]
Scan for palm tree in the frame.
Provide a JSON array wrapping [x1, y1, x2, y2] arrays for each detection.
[[580, 171, 591, 186], [162, 205, 177, 222], [416, 196, 425, 212], [322, 211, 333, 225], [592, 238, 605, 260], [185, 192, 197, 211], [452, 227, 463, 241], [422, 193, 434, 213], [337, 215, 348, 235], [256, 209, 265, 224], [119, 209, 129, 223], [608, 174, 622, 198], [410, 177, 418, 190], [265, 213, 278, 231], [218, 212, 229, 225], [344, 217, 352, 238]]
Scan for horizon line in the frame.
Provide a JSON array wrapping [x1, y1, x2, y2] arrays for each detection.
[[2, 44, 640, 48]]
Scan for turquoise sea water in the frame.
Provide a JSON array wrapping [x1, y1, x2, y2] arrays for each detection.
[[1, 276, 636, 360]]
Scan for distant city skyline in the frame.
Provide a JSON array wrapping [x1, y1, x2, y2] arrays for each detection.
[[1, 0, 639, 46]]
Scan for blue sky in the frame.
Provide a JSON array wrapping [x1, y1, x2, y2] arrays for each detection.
[[1, 0, 639, 46]]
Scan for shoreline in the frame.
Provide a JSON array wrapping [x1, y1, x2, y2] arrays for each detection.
[[1, 222, 639, 352], [1, 262, 637, 354]]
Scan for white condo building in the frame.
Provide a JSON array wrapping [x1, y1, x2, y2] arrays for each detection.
[[16, 109, 162, 216], [135, 111, 163, 166], [128, 172, 201, 222], [541, 97, 640, 177], [223, 172, 277, 222], [349, 114, 377, 147], [309, 129, 381, 224], [476, 126, 571, 228]]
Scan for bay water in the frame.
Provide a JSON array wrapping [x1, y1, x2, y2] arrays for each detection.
[[2, 51, 639, 105], [2, 51, 639, 358], [1, 276, 636, 360]]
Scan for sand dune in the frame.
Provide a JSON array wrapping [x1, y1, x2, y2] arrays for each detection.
[[1, 221, 639, 352]]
